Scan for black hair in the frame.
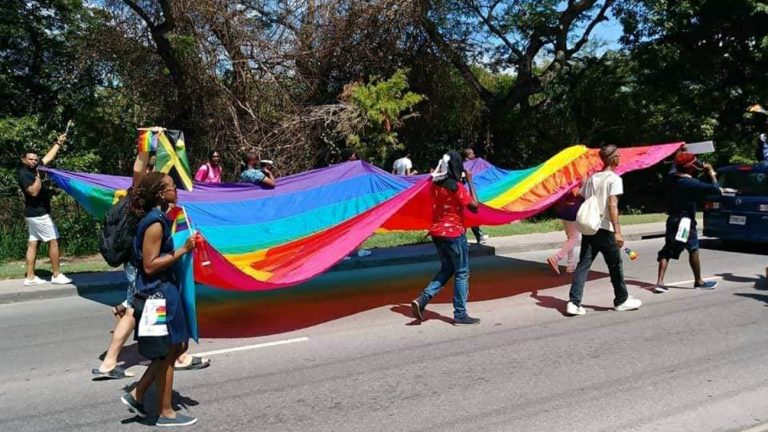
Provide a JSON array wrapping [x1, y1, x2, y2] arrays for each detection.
[[129, 172, 167, 219], [340, 148, 357, 162], [208, 149, 220, 160]]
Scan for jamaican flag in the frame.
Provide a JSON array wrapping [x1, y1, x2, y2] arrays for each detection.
[[137, 128, 194, 191]]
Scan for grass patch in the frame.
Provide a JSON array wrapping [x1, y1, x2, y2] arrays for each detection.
[[0, 255, 116, 280], [363, 212, 667, 249]]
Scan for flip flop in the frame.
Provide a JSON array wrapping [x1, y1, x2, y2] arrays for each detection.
[[91, 366, 133, 380], [174, 356, 210, 371]]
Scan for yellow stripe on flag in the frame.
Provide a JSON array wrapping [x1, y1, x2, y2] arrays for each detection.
[[486, 145, 588, 209]]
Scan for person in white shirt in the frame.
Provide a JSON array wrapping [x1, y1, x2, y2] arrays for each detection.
[[566, 145, 642, 316], [392, 150, 416, 175]]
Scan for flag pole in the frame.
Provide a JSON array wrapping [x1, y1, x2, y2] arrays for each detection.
[[180, 206, 211, 266]]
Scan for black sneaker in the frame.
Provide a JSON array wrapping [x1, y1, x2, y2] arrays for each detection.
[[120, 393, 147, 418], [453, 316, 481, 325], [410, 299, 424, 320]]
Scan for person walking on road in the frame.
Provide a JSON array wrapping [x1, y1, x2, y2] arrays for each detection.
[[547, 189, 582, 275], [654, 152, 723, 293], [93, 151, 209, 379], [411, 151, 481, 325], [566, 145, 642, 316], [120, 172, 199, 427]]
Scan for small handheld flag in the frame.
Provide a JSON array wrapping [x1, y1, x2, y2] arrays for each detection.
[[623, 247, 638, 261], [137, 129, 158, 153]]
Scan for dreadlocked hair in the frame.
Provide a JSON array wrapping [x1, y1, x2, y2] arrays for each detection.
[[129, 172, 167, 219]]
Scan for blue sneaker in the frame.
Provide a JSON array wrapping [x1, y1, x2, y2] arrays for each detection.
[[120, 393, 147, 418], [156, 413, 198, 427], [695, 280, 718, 290]]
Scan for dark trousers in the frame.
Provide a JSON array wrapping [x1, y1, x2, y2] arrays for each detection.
[[569, 229, 628, 307], [471, 226, 484, 240]]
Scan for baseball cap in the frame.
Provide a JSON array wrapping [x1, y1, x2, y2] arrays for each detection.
[[674, 152, 702, 170]]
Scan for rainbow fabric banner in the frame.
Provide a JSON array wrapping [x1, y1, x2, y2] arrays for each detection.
[[44, 142, 682, 295]]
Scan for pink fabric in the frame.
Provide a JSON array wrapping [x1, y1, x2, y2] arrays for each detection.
[[194, 163, 222, 183], [554, 220, 580, 267]]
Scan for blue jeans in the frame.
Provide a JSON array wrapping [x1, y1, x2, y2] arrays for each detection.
[[418, 234, 470, 319], [124, 262, 138, 308], [568, 229, 628, 307]]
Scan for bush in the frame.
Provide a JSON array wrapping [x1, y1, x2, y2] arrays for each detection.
[[0, 195, 101, 262]]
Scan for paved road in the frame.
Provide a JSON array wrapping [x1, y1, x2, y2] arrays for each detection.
[[1, 237, 768, 432]]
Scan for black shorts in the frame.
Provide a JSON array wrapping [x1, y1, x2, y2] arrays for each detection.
[[657, 216, 699, 262]]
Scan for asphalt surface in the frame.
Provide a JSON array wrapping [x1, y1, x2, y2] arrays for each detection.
[[1, 237, 768, 432]]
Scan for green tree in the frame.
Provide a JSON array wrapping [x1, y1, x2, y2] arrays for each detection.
[[345, 69, 425, 164]]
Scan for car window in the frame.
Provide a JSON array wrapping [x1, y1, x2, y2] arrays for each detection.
[[720, 171, 768, 196]]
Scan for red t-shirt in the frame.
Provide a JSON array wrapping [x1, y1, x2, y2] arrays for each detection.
[[429, 183, 473, 238]]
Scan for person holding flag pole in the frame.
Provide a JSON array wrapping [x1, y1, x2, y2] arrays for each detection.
[[93, 131, 208, 380]]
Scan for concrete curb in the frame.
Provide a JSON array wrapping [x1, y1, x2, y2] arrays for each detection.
[[0, 279, 125, 305], [0, 226, 669, 305]]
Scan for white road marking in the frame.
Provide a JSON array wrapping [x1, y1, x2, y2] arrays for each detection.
[[195, 337, 309, 357], [738, 422, 768, 432]]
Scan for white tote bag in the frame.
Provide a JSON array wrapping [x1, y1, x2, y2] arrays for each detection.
[[575, 175, 611, 235], [138, 298, 170, 337], [674, 217, 691, 242]]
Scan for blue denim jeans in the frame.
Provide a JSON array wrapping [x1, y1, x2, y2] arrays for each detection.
[[418, 234, 470, 319], [124, 262, 138, 308], [568, 229, 628, 307]]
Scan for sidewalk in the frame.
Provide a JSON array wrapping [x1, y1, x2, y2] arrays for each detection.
[[0, 221, 673, 305]]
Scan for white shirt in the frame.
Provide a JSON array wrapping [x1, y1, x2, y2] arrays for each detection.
[[393, 157, 413, 175], [581, 170, 623, 232]]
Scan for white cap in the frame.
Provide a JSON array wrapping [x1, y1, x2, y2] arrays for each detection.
[[260, 159, 274, 166]]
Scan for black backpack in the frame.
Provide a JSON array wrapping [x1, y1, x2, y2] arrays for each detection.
[[100, 196, 139, 267]]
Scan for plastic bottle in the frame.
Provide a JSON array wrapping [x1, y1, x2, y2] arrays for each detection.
[[624, 247, 638, 261]]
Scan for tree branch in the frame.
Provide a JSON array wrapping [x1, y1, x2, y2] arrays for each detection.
[[122, 0, 155, 30], [418, 0, 495, 106], [567, 0, 614, 56], [463, 0, 524, 62]]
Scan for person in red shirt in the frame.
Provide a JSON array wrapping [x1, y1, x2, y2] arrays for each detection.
[[411, 151, 481, 325]]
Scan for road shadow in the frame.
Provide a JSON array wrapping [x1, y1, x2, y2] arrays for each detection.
[[528, 290, 615, 316], [195, 255, 627, 337], [390, 304, 454, 325], [118, 385, 199, 424], [700, 238, 768, 256], [722, 271, 768, 305]]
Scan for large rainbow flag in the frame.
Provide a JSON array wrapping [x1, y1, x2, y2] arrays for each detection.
[[44, 143, 682, 293]]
